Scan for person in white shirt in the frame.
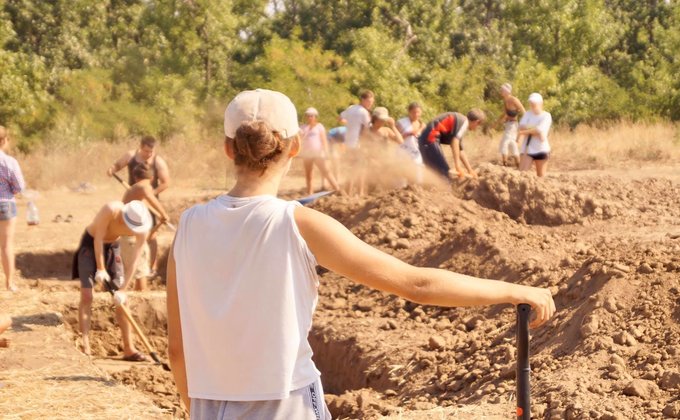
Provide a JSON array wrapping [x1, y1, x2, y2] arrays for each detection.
[[166, 89, 556, 420], [518, 93, 552, 177], [397, 102, 425, 184], [339, 90, 374, 195]]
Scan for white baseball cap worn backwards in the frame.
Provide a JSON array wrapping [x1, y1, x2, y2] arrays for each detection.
[[224, 89, 300, 139]]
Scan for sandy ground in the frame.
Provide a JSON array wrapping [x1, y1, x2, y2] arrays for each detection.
[[1, 162, 680, 419]]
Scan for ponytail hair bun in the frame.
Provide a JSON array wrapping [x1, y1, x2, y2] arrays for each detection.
[[232, 121, 286, 172]]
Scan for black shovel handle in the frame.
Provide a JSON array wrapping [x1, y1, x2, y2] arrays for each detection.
[[516, 304, 531, 419]]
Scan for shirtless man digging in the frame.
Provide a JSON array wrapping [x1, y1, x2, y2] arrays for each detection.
[[107, 136, 170, 276], [121, 163, 170, 291], [72, 200, 152, 360]]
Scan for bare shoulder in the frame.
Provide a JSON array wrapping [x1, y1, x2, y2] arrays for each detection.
[[294, 205, 341, 234], [155, 155, 168, 167], [123, 185, 147, 202], [294, 205, 325, 227], [105, 201, 124, 211]]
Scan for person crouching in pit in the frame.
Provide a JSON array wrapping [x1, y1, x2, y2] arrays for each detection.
[[72, 200, 152, 360]]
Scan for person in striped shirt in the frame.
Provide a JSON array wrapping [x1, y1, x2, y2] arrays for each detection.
[[0, 126, 25, 292]]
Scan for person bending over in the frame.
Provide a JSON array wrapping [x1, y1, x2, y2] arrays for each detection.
[[518, 93, 552, 177], [418, 109, 486, 181], [166, 89, 555, 419], [72, 200, 152, 359], [121, 163, 170, 291]]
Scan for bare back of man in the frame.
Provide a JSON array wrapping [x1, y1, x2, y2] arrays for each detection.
[[121, 177, 169, 291], [76, 201, 151, 359], [123, 181, 169, 221]]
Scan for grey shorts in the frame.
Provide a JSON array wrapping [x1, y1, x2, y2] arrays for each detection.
[[72, 231, 124, 290], [0, 201, 17, 221], [191, 378, 332, 420]]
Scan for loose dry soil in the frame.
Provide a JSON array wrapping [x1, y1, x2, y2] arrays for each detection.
[[2, 164, 680, 419]]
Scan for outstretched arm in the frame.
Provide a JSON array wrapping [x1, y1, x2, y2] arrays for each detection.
[[459, 151, 476, 177], [295, 207, 555, 328], [143, 185, 170, 221], [451, 139, 464, 176], [167, 239, 190, 410]]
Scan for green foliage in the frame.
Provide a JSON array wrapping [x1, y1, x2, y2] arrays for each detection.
[[344, 27, 423, 116], [241, 35, 358, 127], [0, 0, 679, 150], [0, 49, 51, 136], [553, 67, 630, 127]]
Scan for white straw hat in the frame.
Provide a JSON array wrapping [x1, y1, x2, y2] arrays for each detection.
[[304, 107, 319, 116], [122, 200, 152, 234], [224, 89, 300, 139]]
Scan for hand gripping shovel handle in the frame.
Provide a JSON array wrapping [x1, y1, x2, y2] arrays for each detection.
[[516, 304, 531, 419], [112, 173, 177, 232], [105, 281, 171, 371]]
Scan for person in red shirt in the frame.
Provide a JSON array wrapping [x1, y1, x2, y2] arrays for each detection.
[[418, 109, 486, 181]]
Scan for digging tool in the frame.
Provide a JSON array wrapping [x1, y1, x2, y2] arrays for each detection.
[[516, 304, 531, 419], [296, 190, 335, 206], [111, 173, 176, 231], [105, 281, 171, 371]]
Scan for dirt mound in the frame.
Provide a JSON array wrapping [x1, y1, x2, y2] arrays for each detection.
[[112, 366, 184, 417], [62, 295, 186, 418], [309, 176, 680, 419], [56, 171, 680, 420], [459, 164, 618, 225]]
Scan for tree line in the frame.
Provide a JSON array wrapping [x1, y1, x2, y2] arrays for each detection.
[[1, 0, 678, 151]]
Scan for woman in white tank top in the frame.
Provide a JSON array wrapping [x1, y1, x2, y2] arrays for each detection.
[[166, 89, 556, 420]]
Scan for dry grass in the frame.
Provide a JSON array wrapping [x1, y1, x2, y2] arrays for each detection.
[[464, 122, 680, 171], [17, 122, 680, 191], [0, 290, 166, 420], [21, 136, 230, 191], [0, 363, 165, 420]]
